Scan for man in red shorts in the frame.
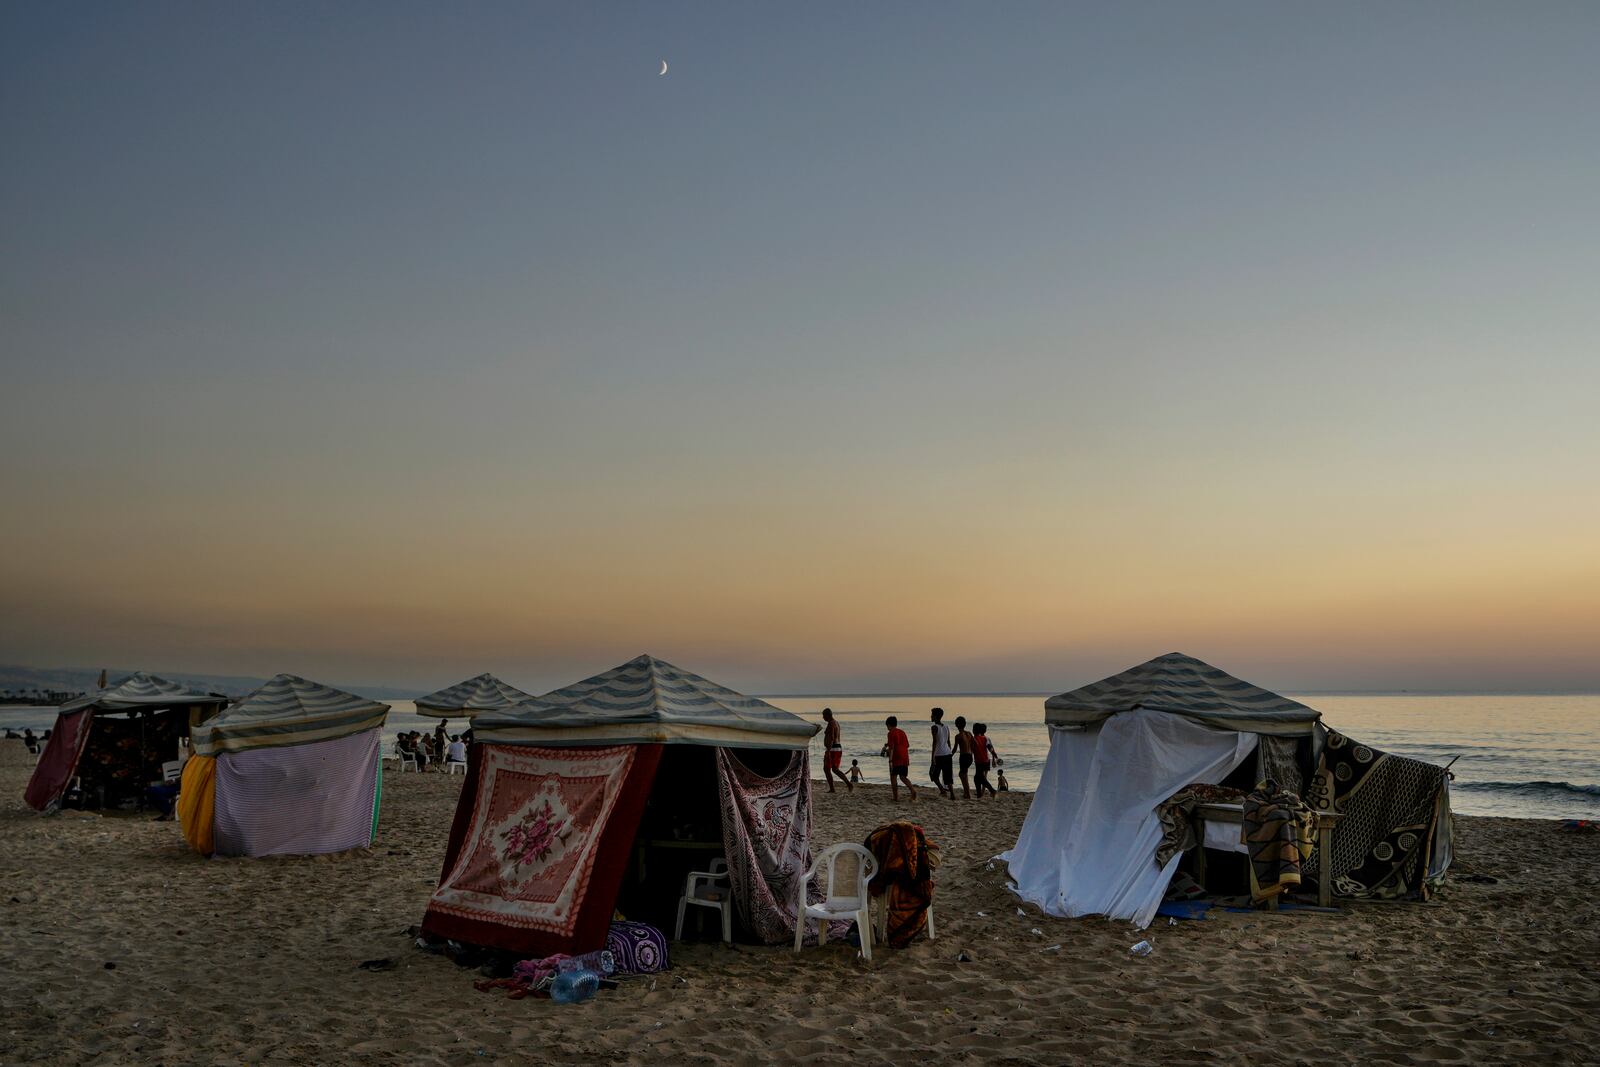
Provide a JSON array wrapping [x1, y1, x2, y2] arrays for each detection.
[[821, 707, 851, 793]]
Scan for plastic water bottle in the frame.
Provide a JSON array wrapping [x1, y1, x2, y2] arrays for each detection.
[[558, 949, 615, 977], [549, 968, 600, 1004], [1129, 940, 1154, 957]]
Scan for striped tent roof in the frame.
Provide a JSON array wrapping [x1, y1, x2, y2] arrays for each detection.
[[59, 672, 226, 715], [192, 674, 390, 757], [413, 673, 534, 717], [473, 654, 818, 750], [1045, 652, 1321, 736]]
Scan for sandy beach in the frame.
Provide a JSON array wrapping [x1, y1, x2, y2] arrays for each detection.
[[2, 744, 1596, 1066]]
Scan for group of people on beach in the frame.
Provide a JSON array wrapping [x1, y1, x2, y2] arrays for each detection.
[[820, 706, 1005, 802], [398, 721, 469, 770], [3, 727, 48, 754]]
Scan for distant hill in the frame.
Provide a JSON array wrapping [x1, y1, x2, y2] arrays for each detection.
[[0, 665, 419, 702]]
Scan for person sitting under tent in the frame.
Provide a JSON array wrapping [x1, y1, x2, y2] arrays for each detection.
[[399, 732, 427, 769]]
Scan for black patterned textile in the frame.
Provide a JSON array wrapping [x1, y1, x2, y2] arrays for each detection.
[[1303, 730, 1447, 900]]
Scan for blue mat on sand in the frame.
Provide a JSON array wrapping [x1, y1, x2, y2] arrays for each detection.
[[1156, 900, 1213, 921]]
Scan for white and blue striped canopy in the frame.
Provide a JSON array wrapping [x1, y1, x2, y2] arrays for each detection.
[[473, 655, 817, 749], [413, 673, 534, 717], [193, 674, 390, 757], [1045, 652, 1321, 736], [60, 672, 226, 715]]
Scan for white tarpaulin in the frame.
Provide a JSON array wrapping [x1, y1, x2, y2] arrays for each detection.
[[999, 709, 1256, 929]]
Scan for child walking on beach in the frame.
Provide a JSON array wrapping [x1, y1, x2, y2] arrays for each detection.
[[973, 723, 998, 799], [882, 716, 916, 802], [848, 760, 864, 784], [954, 716, 975, 799]]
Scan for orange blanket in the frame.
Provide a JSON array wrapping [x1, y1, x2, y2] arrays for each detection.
[[177, 755, 216, 856], [865, 821, 939, 948]]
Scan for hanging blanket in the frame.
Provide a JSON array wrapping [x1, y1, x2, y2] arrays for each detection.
[[1303, 730, 1448, 900], [177, 755, 217, 855], [24, 709, 93, 812], [1256, 735, 1304, 796], [213, 728, 381, 858], [423, 743, 662, 957], [865, 821, 940, 948], [1243, 779, 1314, 903], [715, 748, 824, 944]]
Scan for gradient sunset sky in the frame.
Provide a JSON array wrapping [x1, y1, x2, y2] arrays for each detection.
[[3, 3, 1597, 695]]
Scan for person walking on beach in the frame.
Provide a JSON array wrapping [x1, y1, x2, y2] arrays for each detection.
[[434, 718, 449, 754], [848, 760, 864, 784], [973, 723, 998, 799], [930, 707, 955, 801], [821, 708, 851, 793], [953, 716, 974, 799], [882, 716, 916, 802]]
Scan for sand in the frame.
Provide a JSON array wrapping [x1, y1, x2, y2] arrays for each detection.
[[2, 747, 1597, 1066]]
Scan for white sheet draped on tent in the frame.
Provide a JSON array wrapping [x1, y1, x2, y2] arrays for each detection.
[[212, 727, 381, 858], [999, 709, 1256, 929]]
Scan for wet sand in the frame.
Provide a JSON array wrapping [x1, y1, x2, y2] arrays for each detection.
[[1, 742, 1596, 1065]]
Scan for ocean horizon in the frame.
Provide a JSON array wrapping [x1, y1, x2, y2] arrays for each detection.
[[12, 690, 1594, 822]]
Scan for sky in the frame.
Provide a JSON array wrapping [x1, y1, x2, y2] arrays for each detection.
[[3, 2, 1598, 696]]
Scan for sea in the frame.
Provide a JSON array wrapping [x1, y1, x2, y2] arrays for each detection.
[[5, 693, 1597, 821]]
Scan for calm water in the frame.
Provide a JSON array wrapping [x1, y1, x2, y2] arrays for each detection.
[[7, 693, 1597, 820]]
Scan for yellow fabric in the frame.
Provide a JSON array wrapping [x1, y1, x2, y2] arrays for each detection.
[[177, 756, 216, 856]]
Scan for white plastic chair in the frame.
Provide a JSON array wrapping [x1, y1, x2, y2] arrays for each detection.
[[445, 759, 466, 775], [160, 760, 182, 783], [674, 858, 733, 943], [395, 744, 419, 772], [793, 843, 879, 960]]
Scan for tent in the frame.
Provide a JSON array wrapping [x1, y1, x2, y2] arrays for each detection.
[[1000, 652, 1451, 928], [179, 674, 390, 857], [420, 654, 820, 958], [24, 672, 228, 813], [413, 673, 535, 719]]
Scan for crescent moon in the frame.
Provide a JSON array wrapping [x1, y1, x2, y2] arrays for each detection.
[[659, 60, 668, 76]]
